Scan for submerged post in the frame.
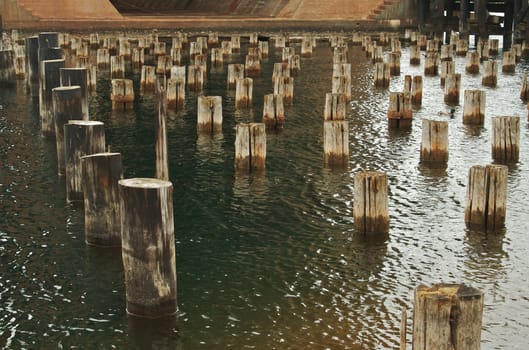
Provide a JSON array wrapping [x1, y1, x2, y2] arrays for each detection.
[[323, 120, 349, 165], [491, 116, 520, 162], [235, 123, 266, 171], [262, 94, 285, 130], [463, 90, 486, 125], [197, 95, 223, 133], [235, 77, 253, 109], [119, 178, 177, 318], [387, 92, 413, 128], [412, 284, 484, 350], [465, 164, 508, 230], [420, 119, 449, 163], [81, 152, 123, 246], [353, 171, 389, 234], [64, 120, 106, 202]]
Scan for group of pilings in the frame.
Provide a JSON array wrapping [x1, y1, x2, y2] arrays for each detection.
[[2, 28, 512, 346]]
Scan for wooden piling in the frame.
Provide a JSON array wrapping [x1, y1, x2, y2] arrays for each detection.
[[478, 40, 490, 62], [440, 44, 453, 61], [25, 36, 39, 94], [140, 65, 156, 92], [110, 55, 125, 79], [96, 48, 110, 69], [235, 77, 253, 109], [372, 46, 384, 63], [482, 60, 498, 87], [210, 48, 223, 67], [111, 79, 134, 110], [52, 86, 84, 176], [197, 95, 223, 133], [166, 77, 185, 110], [156, 55, 172, 76], [64, 120, 106, 202], [420, 119, 449, 163], [412, 284, 484, 350], [353, 171, 389, 233], [501, 51, 516, 73], [492, 116, 520, 162], [235, 123, 267, 171], [389, 52, 401, 76], [227, 63, 244, 89], [455, 39, 469, 56], [245, 53, 261, 76], [424, 52, 439, 76], [118, 178, 177, 318], [301, 36, 313, 57], [81, 152, 123, 246], [131, 48, 144, 72], [323, 120, 349, 165], [465, 164, 508, 230], [412, 75, 423, 106], [274, 76, 294, 105], [0, 49, 16, 85], [324, 93, 347, 121], [262, 94, 285, 129], [288, 55, 301, 75], [258, 41, 269, 59], [221, 41, 232, 57], [403, 75, 412, 94], [520, 73, 529, 101], [60, 67, 89, 119], [440, 60, 455, 86], [155, 82, 169, 181], [489, 38, 499, 55], [410, 45, 421, 65], [272, 62, 290, 82], [39, 59, 65, 137], [444, 73, 461, 105], [170, 47, 182, 66], [465, 52, 480, 74], [387, 92, 413, 128], [374, 62, 390, 87], [231, 35, 241, 53], [463, 90, 486, 125]]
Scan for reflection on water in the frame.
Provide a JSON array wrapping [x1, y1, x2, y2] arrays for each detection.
[[1, 32, 529, 349]]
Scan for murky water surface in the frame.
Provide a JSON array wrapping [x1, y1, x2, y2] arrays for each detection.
[[1, 32, 529, 349]]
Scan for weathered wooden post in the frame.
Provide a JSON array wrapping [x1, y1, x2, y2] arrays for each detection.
[[324, 93, 346, 121], [501, 51, 515, 73], [170, 47, 182, 65], [111, 79, 134, 110], [410, 45, 421, 65], [140, 65, 156, 92], [463, 90, 486, 125], [166, 77, 185, 110], [156, 55, 172, 76], [373, 62, 390, 88], [210, 48, 223, 67], [389, 52, 401, 76], [520, 73, 529, 101], [262, 94, 285, 129], [387, 92, 413, 128], [274, 34, 286, 50], [323, 120, 349, 165], [131, 48, 144, 72], [482, 60, 497, 87], [420, 119, 448, 163], [489, 38, 499, 55], [249, 32, 259, 47], [231, 34, 241, 53], [353, 171, 389, 233], [52, 86, 84, 176], [258, 40, 269, 59], [440, 60, 455, 86], [403, 75, 412, 94], [274, 76, 294, 105], [227, 63, 244, 90], [440, 44, 453, 61], [513, 44, 522, 62], [64, 120, 106, 202], [372, 45, 384, 63], [25, 36, 39, 95], [97, 48, 110, 69], [272, 62, 290, 82], [411, 76, 423, 106], [110, 55, 125, 79], [245, 53, 261, 76], [456, 38, 469, 56], [60, 67, 89, 119], [221, 41, 232, 57], [81, 152, 123, 246], [492, 116, 520, 162], [38, 32, 59, 61], [465, 51, 480, 74], [465, 164, 508, 230], [478, 40, 490, 62], [444, 73, 461, 105], [0, 49, 16, 86], [208, 31, 219, 46], [235, 77, 253, 109], [235, 123, 266, 171], [412, 284, 484, 350], [119, 178, 177, 318], [197, 95, 223, 133], [40, 59, 65, 137], [14, 44, 25, 79], [155, 82, 169, 181], [288, 54, 301, 75], [187, 64, 204, 92], [424, 52, 439, 76], [301, 36, 313, 57]]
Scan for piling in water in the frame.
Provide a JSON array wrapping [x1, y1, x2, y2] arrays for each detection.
[[274, 76, 294, 105], [81, 152, 123, 247], [502, 51, 516, 73], [227, 63, 244, 90], [409, 45, 420, 65], [40, 59, 65, 137], [119, 178, 177, 318], [324, 93, 346, 121], [489, 38, 499, 55], [412, 284, 484, 350], [463, 90, 486, 125], [262, 94, 285, 129], [235, 123, 267, 171], [187, 64, 204, 92], [389, 52, 401, 76], [110, 55, 125, 79], [482, 60, 498, 87], [197, 95, 223, 133], [52, 86, 84, 176], [111, 79, 134, 110], [520, 73, 529, 101], [411, 75, 423, 106], [60, 67, 89, 119], [64, 120, 106, 202], [420, 119, 449, 163], [155, 84, 169, 181], [323, 120, 349, 165], [140, 65, 156, 92], [166, 77, 185, 110], [492, 116, 520, 162], [235, 77, 253, 109], [0, 49, 16, 85], [387, 92, 413, 128], [97, 48, 110, 69], [353, 171, 389, 234], [444, 73, 461, 105], [465, 51, 480, 74], [424, 52, 439, 76], [465, 164, 508, 230]]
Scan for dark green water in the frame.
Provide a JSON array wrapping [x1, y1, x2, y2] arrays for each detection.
[[1, 33, 529, 349]]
